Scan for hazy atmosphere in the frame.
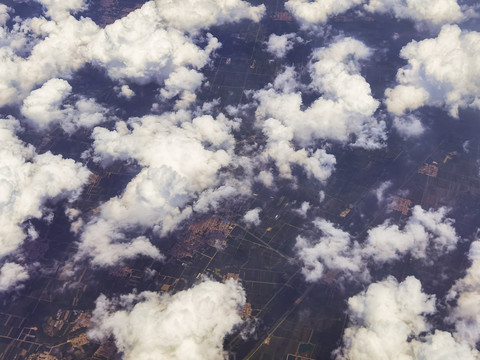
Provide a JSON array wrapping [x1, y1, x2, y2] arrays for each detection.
[[0, 0, 479, 359]]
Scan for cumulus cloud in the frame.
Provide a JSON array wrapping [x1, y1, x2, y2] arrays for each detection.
[[21, 78, 107, 133], [89, 279, 245, 360], [77, 110, 242, 265], [295, 219, 367, 282], [363, 205, 459, 262], [265, 33, 302, 58], [0, 262, 29, 292], [86, 0, 264, 100], [0, 5, 10, 27], [365, 0, 464, 26], [285, 0, 467, 26], [335, 276, 479, 360], [295, 201, 311, 217], [243, 208, 262, 226], [0, 0, 264, 107], [255, 38, 383, 147], [285, 0, 362, 26], [116, 85, 135, 99], [447, 239, 480, 347], [0, 15, 99, 106], [0, 117, 90, 259], [295, 205, 459, 282], [152, 0, 265, 33], [385, 25, 480, 118], [393, 115, 425, 138], [252, 37, 385, 183], [37, 0, 87, 21]]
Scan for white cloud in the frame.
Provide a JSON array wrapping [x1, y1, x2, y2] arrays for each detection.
[[260, 118, 337, 182], [0, 117, 90, 259], [385, 85, 430, 116], [153, 0, 265, 33], [0, 5, 10, 27], [265, 33, 302, 58], [77, 167, 190, 266], [21, 78, 107, 133], [336, 276, 435, 360], [0, 15, 99, 106], [243, 208, 262, 226], [385, 25, 480, 118], [77, 110, 241, 265], [91, 111, 237, 192], [413, 330, 479, 360], [363, 205, 459, 263], [285, 0, 467, 27], [295, 206, 459, 282], [393, 115, 425, 138], [252, 37, 385, 183], [255, 38, 384, 148], [256, 170, 274, 187], [335, 276, 479, 360], [0, 262, 29, 292], [295, 219, 367, 282], [37, 0, 87, 21], [285, 0, 362, 26], [447, 240, 480, 347], [117, 85, 135, 99], [365, 0, 464, 26], [295, 201, 311, 217], [87, 3, 219, 87], [89, 279, 245, 360], [373, 180, 392, 203], [0, 0, 264, 107]]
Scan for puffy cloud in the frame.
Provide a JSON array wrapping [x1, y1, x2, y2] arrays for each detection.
[[295, 206, 459, 282], [87, 3, 219, 87], [362, 205, 459, 262], [0, 262, 29, 292], [260, 118, 337, 182], [285, 0, 466, 26], [152, 0, 265, 33], [256, 170, 274, 187], [77, 110, 241, 265], [243, 208, 262, 226], [385, 25, 480, 118], [265, 33, 302, 58], [21, 78, 107, 133], [0, 15, 99, 106], [385, 85, 430, 116], [116, 85, 135, 99], [86, 0, 264, 99], [413, 331, 479, 360], [0, 0, 264, 106], [89, 279, 245, 360], [36, 0, 87, 21], [393, 115, 425, 138], [295, 219, 366, 282], [335, 276, 479, 360], [253, 37, 385, 183], [447, 240, 480, 347], [295, 201, 311, 217], [91, 111, 236, 192], [255, 38, 383, 148], [0, 117, 90, 259], [285, 0, 362, 26], [336, 276, 435, 360], [0, 5, 10, 27], [365, 0, 464, 26], [77, 167, 189, 266]]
